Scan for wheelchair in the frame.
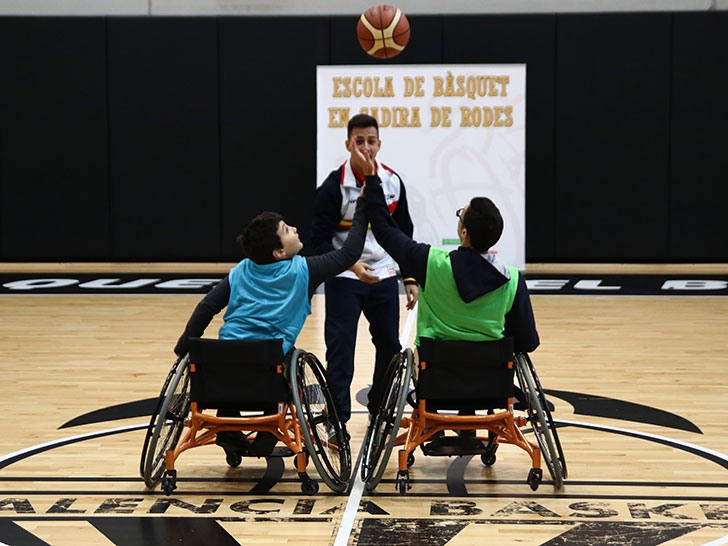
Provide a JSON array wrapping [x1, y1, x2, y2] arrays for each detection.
[[140, 337, 351, 495], [360, 337, 566, 494]]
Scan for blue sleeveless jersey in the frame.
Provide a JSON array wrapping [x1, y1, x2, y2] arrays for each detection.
[[219, 255, 311, 354]]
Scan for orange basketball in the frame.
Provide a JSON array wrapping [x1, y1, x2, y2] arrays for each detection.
[[357, 5, 410, 59]]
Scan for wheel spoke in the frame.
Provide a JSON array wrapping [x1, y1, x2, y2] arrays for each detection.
[[362, 350, 413, 490], [515, 354, 564, 488], [140, 355, 191, 488], [291, 351, 351, 491]]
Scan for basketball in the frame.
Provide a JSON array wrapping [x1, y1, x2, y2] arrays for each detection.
[[357, 5, 410, 59]]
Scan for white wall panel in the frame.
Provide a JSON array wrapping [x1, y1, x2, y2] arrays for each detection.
[[0, 0, 719, 16], [0, 0, 148, 15], [151, 0, 713, 15]]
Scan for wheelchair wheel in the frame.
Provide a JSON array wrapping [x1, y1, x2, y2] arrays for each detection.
[[290, 350, 351, 493], [361, 349, 413, 491], [140, 354, 191, 488], [514, 354, 566, 488], [522, 353, 568, 480]]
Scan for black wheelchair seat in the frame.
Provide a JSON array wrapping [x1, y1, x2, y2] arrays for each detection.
[[188, 337, 290, 411], [416, 336, 515, 410]]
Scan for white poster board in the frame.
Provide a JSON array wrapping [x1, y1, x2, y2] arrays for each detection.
[[316, 64, 526, 269]]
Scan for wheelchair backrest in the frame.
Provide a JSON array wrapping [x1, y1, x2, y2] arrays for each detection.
[[187, 337, 290, 410], [417, 337, 515, 409]]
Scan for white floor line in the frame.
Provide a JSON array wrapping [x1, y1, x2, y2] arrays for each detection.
[[332, 471, 366, 546], [332, 303, 418, 546], [0, 424, 145, 467], [555, 418, 728, 465], [702, 536, 728, 546]]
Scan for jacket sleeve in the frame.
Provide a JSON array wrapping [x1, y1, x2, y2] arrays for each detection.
[[504, 274, 540, 354], [364, 174, 430, 289], [306, 197, 368, 297], [174, 276, 230, 355], [391, 177, 414, 238], [390, 178, 416, 282], [310, 175, 343, 256]]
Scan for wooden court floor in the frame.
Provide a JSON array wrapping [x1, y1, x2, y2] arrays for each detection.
[[1, 264, 728, 545]]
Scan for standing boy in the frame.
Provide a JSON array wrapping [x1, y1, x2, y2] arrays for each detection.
[[311, 114, 418, 423]]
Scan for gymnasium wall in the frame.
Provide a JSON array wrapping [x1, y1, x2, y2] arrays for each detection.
[[0, 12, 726, 262], [1, 0, 723, 16]]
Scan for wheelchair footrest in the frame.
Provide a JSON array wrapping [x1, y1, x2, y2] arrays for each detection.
[[267, 446, 295, 457], [421, 436, 488, 456], [216, 432, 254, 456], [223, 445, 294, 458]]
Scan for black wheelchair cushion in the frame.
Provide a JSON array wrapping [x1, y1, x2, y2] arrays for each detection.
[[417, 337, 515, 409], [187, 338, 290, 409]]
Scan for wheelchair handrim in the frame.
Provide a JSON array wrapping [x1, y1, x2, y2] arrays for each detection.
[[515, 354, 564, 487], [291, 351, 350, 491], [142, 355, 191, 487], [523, 353, 568, 480], [139, 355, 182, 478], [363, 349, 413, 490]]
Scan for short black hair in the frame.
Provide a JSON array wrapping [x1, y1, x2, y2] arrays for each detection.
[[347, 113, 379, 138], [237, 211, 282, 264], [462, 197, 504, 253]]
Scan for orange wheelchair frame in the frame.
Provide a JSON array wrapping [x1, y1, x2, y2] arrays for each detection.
[[140, 338, 351, 496], [361, 337, 566, 494]]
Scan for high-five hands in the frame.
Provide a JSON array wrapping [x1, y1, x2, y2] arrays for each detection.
[[348, 136, 379, 283], [349, 137, 376, 176]]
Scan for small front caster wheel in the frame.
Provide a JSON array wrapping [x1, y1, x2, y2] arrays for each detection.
[[301, 477, 319, 495], [481, 452, 496, 466], [527, 467, 542, 491], [396, 470, 410, 495], [225, 450, 242, 468], [161, 470, 177, 496]]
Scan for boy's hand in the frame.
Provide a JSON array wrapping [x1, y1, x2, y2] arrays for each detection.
[[349, 138, 376, 176], [405, 284, 419, 310], [349, 261, 380, 283]]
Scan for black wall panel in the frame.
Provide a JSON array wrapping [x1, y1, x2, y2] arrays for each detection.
[[217, 17, 329, 259], [330, 15, 443, 65], [0, 18, 109, 259], [670, 12, 728, 260], [555, 13, 671, 260], [1, 13, 726, 263], [107, 17, 220, 259], [443, 15, 556, 260]]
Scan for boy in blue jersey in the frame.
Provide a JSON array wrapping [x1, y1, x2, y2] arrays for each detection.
[[175, 198, 368, 455]]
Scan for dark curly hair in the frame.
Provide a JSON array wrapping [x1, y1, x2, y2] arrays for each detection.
[[462, 197, 504, 253], [347, 113, 379, 138], [236, 211, 282, 264]]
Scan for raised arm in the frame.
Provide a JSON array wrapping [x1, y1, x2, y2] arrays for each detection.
[[306, 196, 368, 296], [363, 174, 430, 288], [390, 177, 414, 239], [174, 277, 230, 355], [382, 175, 418, 307]]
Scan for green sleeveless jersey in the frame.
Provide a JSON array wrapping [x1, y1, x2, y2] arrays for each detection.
[[416, 247, 519, 346]]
